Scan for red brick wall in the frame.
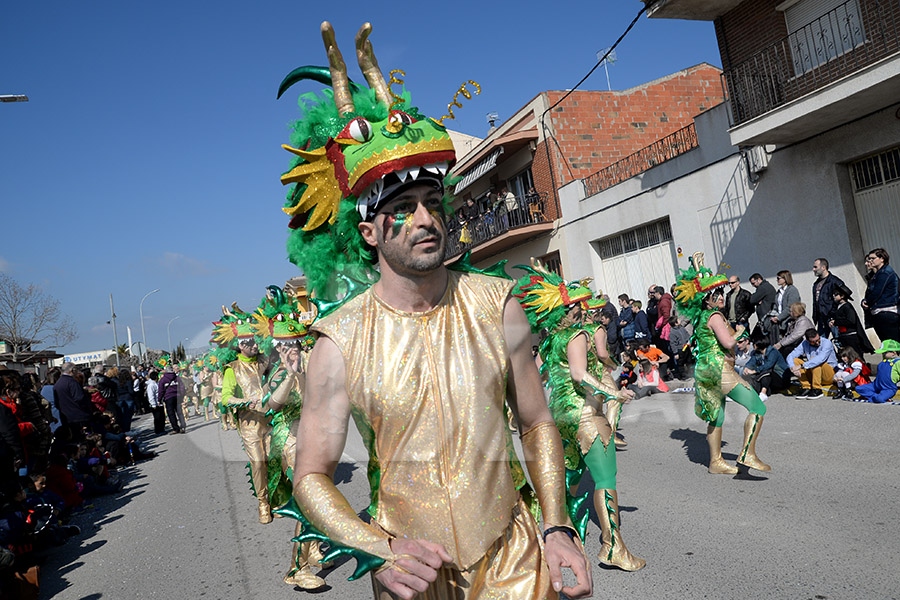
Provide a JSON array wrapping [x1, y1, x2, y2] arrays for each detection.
[[545, 63, 724, 185], [715, 0, 789, 69], [531, 138, 561, 220]]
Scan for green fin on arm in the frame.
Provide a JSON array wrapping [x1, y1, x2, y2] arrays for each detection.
[[275, 496, 385, 581], [447, 251, 512, 280]]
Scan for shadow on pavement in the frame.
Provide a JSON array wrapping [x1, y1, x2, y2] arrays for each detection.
[[669, 427, 714, 466], [37, 456, 152, 599]]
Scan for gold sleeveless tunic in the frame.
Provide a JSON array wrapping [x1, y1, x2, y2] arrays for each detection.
[[313, 271, 517, 570]]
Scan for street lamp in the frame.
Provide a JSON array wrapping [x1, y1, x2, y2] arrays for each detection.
[[167, 316, 180, 358], [139, 288, 160, 360]]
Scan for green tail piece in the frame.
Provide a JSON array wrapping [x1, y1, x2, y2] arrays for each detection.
[[740, 414, 760, 462]]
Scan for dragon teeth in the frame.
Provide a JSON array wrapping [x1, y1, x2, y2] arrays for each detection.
[[408, 166, 420, 181]]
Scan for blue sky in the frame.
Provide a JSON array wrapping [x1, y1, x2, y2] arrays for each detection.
[[0, 1, 720, 356]]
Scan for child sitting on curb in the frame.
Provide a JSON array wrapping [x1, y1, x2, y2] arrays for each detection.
[[853, 340, 900, 403]]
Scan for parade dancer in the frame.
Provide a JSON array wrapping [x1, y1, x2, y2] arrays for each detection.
[[674, 252, 770, 475], [513, 266, 645, 572], [198, 359, 215, 421], [214, 306, 274, 523], [251, 287, 329, 589], [277, 21, 590, 598], [586, 301, 629, 448]]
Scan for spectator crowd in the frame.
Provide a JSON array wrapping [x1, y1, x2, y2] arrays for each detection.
[[0, 362, 168, 598], [592, 250, 900, 403]]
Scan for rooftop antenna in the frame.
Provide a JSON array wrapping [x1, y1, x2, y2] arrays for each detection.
[[596, 47, 618, 91], [486, 111, 499, 132]]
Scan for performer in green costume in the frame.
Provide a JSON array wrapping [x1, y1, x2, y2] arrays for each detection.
[[674, 252, 770, 475], [513, 262, 645, 572]]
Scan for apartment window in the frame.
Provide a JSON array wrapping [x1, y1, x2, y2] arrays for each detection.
[[596, 219, 673, 260], [506, 167, 534, 199], [539, 251, 563, 277], [850, 146, 900, 192], [782, 0, 865, 75]]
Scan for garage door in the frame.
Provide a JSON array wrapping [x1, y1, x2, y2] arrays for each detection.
[[851, 147, 900, 262], [595, 219, 678, 302]]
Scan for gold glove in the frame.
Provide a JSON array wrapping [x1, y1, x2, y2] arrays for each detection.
[[520, 421, 575, 531], [266, 368, 297, 412], [294, 473, 393, 560], [581, 372, 615, 401]]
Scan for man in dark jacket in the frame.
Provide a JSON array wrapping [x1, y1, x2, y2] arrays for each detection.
[[54, 363, 94, 435], [157, 366, 186, 434], [812, 258, 844, 337], [749, 273, 777, 340], [725, 276, 753, 330]]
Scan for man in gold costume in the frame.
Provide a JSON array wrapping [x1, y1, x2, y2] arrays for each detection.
[[221, 336, 273, 524], [279, 22, 591, 598]]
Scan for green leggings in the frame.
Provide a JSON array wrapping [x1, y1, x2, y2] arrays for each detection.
[[583, 435, 617, 490], [714, 383, 767, 427]]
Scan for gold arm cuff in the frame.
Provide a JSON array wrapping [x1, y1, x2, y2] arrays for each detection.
[[581, 373, 615, 400], [267, 368, 297, 411], [294, 473, 393, 561], [520, 421, 574, 530]]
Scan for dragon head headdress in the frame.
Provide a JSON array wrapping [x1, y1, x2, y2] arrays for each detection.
[[673, 252, 728, 324], [278, 22, 479, 303], [251, 285, 317, 352], [512, 261, 594, 334]]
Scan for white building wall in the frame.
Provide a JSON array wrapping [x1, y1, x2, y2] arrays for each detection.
[[556, 101, 900, 330]]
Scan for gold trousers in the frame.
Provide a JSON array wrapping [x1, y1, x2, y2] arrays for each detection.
[[236, 409, 272, 502], [372, 498, 555, 600]]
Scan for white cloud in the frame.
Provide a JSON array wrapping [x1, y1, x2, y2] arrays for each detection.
[[0, 257, 10, 273], [151, 252, 221, 278]]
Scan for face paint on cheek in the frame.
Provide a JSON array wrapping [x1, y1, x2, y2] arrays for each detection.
[[387, 213, 414, 236]]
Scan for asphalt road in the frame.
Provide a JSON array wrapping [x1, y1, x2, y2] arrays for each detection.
[[38, 390, 900, 600]]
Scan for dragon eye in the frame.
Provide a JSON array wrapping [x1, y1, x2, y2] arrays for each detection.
[[236, 319, 244, 325], [289, 312, 298, 321], [390, 111, 415, 126], [275, 314, 285, 322], [347, 117, 374, 142]]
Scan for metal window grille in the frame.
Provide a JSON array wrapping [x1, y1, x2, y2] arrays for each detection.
[[596, 219, 673, 260], [539, 251, 563, 277], [850, 146, 900, 191]]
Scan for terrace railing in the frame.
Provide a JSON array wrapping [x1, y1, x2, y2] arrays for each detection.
[[444, 192, 552, 259], [722, 0, 900, 126], [582, 123, 699, 197]]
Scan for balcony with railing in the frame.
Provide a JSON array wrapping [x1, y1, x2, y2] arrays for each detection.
[[722, 0, 900, 145], [444, 192, 554, 262], [582, 123, 699, 197]]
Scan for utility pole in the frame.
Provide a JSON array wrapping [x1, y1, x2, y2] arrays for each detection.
[[109, 294, 120, 367]]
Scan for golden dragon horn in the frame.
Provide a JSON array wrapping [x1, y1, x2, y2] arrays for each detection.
[[355, 23, 390, 107], [321, 21, 355, 116]]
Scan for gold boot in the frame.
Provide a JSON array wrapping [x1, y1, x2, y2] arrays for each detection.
[[707, 424, 738, 474], [308, 540, 334, 569], [283, 531, 326, 589], [596, 489, 646, 571], [258, 500, 273, 524], [737, 414, 771, 472]]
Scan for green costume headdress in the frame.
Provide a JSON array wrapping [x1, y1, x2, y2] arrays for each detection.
[[251, 285, 316, 352], [673, 252, 728, 324], [277, 21, 480, 306], [512, 261, 594, 334]]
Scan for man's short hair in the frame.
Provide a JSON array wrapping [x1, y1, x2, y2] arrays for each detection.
[[815, 258, 829, 270], [804, 328, 819, 340], [729, 276, 741, 283], [654, 285, 665, 295], [632, 300, 642, 309], [618, 294, 630, 302], [749, 273, 763, 282], [61, 362, 76, 374], [92, 365, 105, 375]]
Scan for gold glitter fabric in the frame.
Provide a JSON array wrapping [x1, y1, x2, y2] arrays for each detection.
[[294, 473, 393, 560], [313, 271, 518, 570], [371, 498, 556, 600], [575, 401, 613, 455], [520, 421, 574, 531], [237, 409, 272, 502], [228, 356, 269, 411]]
